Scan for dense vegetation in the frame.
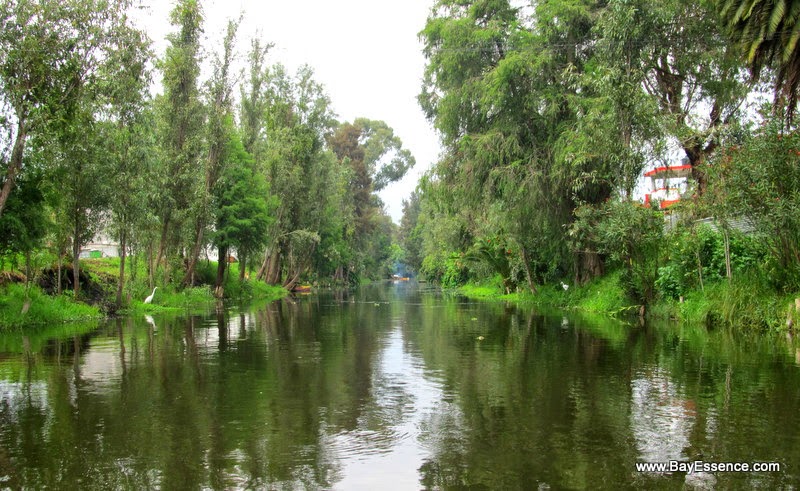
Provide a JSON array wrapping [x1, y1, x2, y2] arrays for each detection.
[[0, 0, 412, 324], [397, 0, 800, 330], [3, 0, 800, 331]]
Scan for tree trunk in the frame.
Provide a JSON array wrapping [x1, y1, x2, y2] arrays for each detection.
[[283, 272, 300, 292], [721, 226, 732, 281], [147, 242, 155, 289], [72, 221, 81, 298], [685, 146, 708, 196], [57, 253, 63, 295], [116, 229, 127, 308], [0, 117, 27, 219], [256, 246, 270, 280], [239, 254, 246, 281], [265, 248, 281, 285], [520, 246, 538, 294], [183, 219, 204, 286], [156, 213, 170, 271], [575, 251, 604, 286], [215, 244, 227, 297]]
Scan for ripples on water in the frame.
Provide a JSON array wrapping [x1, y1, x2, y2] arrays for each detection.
[[1, 283, 799, 489]]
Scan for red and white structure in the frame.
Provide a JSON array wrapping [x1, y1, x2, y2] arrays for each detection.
[[643, 164, 691, 209]]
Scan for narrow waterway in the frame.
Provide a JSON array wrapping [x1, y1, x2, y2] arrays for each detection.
[[1, 282, 799, 489]]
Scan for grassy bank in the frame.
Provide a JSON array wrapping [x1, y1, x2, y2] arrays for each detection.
[[0, 283, 102, 328], [0, 257, 289, 329], [456, 271, 800, 331]]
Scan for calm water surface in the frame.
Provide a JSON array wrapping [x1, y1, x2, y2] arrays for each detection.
[[1, 282, 800, 489]]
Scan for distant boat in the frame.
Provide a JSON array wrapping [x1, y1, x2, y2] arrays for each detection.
[[291, 285, 312, 293]]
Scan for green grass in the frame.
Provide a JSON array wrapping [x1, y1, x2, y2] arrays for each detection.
[[98, 257, 288, 311], [121, 285, 216, 314], [455, 268, 800, 331], [457, 270, 639, 317], [0, 284, 102, 329], [568, 270, 640, 316], [1, 256, 290, 327], [457, 275, 524, 301], [648, 275, 799, 331]]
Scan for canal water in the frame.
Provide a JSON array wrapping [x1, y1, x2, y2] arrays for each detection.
[[1, 282, 799, 489]]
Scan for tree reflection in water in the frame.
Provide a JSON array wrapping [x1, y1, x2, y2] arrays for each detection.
[[0, 285, 799, 489]]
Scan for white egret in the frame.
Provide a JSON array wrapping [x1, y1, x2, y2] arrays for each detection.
[[561, 282, 569, 291], [144, 287, 158, 304]]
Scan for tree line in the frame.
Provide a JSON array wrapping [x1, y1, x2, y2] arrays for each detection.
[[399, 0, 800, 309], [0, 0, 414, 305]]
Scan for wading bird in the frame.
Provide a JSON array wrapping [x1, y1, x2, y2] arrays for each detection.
[[144, 287, 158, 304]]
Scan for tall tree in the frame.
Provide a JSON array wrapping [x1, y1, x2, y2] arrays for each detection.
[[239, 37, 272, 164], [100, 19, 152, 307], [212, 130, 274, 296], [154, 0, 204, 279], [399, 191, 423, 274], [327, 118, 415, 278], [255, 64, 335, 289], [0, 0, 142, 218], [419, 0, 598, 287], [53, 105, 108, 299], [598, 0, 751, 193], [184, 18, 238, 286]]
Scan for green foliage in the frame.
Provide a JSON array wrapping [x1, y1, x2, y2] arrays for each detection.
[[125, 285, 213, 313], [399, 191, 423, 273], [464, 236, 518, 293], [422, 252, 469, 289], [570, 270, 639, 316], [0, 284, 101, 328], [0, 172, 48, 256], [220, 270, 288, 301], [653, 274, 795, 331], [570, 200, 663, 302], [458, 276, 508, 299], [213, 131, 275, 257], [324, 118, 414, 281], [705, 119, 800, 290], [655, 225, 766, 299]]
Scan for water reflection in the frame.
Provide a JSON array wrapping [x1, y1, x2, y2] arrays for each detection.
[[0, 284, 799, 489]]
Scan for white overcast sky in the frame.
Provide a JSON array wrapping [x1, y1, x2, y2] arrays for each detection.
[[132, 0, 441, 223]]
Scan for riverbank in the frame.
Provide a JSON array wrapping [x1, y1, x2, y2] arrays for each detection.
[[456, 271, 800, 331], [0, 258, 289, 329]]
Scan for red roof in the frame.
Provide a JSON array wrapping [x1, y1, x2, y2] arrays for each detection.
[[644, 164, 692, 178]]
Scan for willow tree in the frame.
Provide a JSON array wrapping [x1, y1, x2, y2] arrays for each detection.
[[420, 0, 608, 288], [239, 38, 272, 165], [100, 19, 152, 307]]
